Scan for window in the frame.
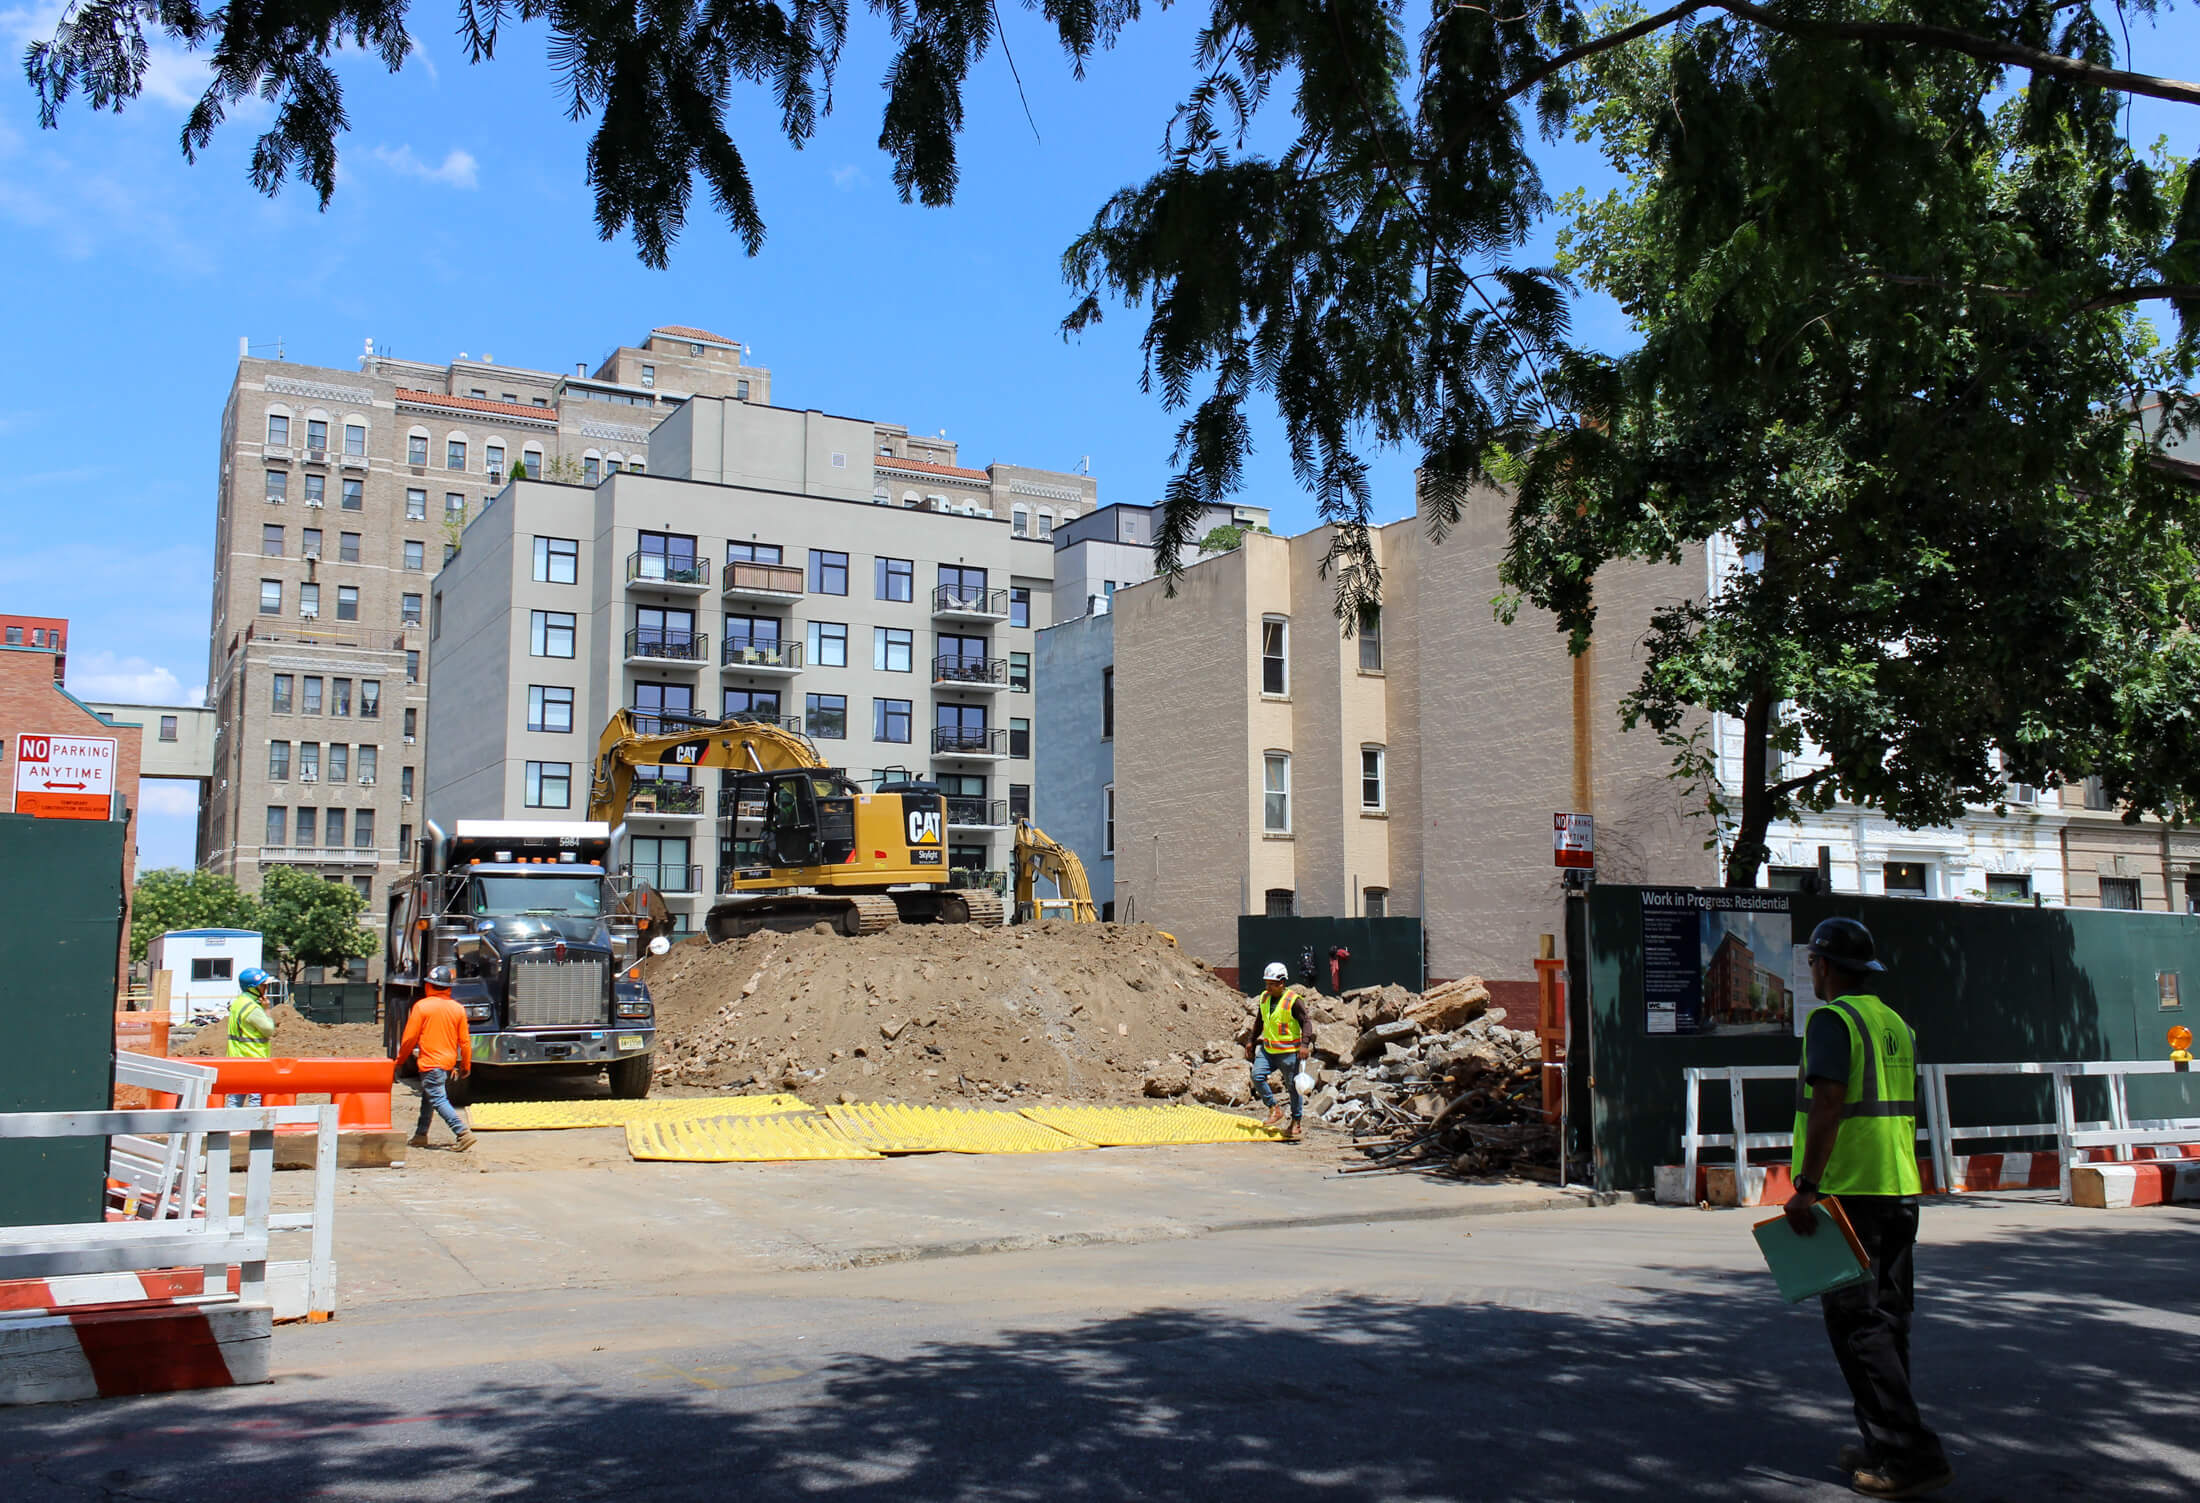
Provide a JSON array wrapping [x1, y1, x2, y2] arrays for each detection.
[[357, 745, 377, 782], [328, 743, 349, 782], [350, 808, 373, 849], [727, 541, 784, 565], [1102, 668, 1113, 739], [399, 823, 412, 857], [1359, 606, 1383, 672], [1103, 785, 1116, 856], [262, 524, 284, 556], [1366, 887, 1388, 919], [1263, 752, 1291, 833], [343, 422, 366, 457], [265, 807, 286, 845], [874, 627, 913, 673], [271, 674, 293, 713], [724, 614, 782, 662], [1010, 717, 1030, 759], [809, 549, 849, 595], [807, 621, 848, 668], [2081, 776, 2113, 811], [1986, 874, 2032, 902], [360, 680, 380, 718], [259, 579, 282, 615], [1361, 747, 1386, 811], [876, 556, 913, 602], [299, 743, 320, 780], [401, 593, 422, 626], [406, 650, 420, 684], [521, 450, 541, 480], [403, 707, 417, 738], [267, 741, 291, 780], [528, 685, 574, 733], [720, 687, 778, 722], [295, 808, 316, 845], [939, 564, 988, 608], [299, 582, 320, 617], [331, 678, 352, 716], [736, 379, 750, 400], [1010, 586, 1031, 629], [2, 627, 16, 644], [2100, 876, 2143, 911], [524, 536, 577, 585], [302, 472, 324, 505], [806, 693, 847, 739], [486, 443, 504, 476], [445, 492, 465, 518], [340, 478, 363, 511], [405, 488, 427, 520], [1009, 651, 1030, 693], [444, 543, 457, 564], [267, 413, 289, 446], [1265, 888, 1295, 917], [874, 698, 912, 743], [301, 676, 323, 714], [584, 456, 600, 484], [1883, 862, 1930, 898], [339, 531, 361, 562], [408, 433, 429, 466], [336, 585, 359, 621], [1012, 506, 1029, 537], [264, 469, 287, 503], [525, 762, 571, 808], [1262, 618, 1289, 695], [403, 540, 425, 572], [1037, 510, 1055, 539], [640, 363, 655, 387], [301, 527, 322, 557], [531, 610, 577, 658], [400, 766, 415, 799], [446, 438, 466, 471], [635, 531, 698, 583]]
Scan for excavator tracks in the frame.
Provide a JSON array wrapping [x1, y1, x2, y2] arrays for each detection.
[[704, 893, 903, 941], [947, 891, 1006, 927]]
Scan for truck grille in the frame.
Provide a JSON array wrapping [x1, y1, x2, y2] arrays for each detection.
[[507, 952, 610, 1028]]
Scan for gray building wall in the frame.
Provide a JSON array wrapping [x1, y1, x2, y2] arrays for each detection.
[[1032, 612, 1115, 912]]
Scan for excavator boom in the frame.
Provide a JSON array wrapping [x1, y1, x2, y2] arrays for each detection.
[[587, 708, 824, 822], [1012, 819, 1099, 923]]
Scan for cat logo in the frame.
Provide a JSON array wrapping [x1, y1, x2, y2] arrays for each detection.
[[660, 738, 708, 766], [906, 808, 942, 846]]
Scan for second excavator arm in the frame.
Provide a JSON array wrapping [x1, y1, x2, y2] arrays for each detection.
[[1012, 818, 1099, 923]]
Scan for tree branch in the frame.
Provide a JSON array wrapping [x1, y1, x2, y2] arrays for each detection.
[[1770, 764, 1835, 799]]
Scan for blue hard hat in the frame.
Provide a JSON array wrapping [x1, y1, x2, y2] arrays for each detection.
[[239, 967, 273, 993]]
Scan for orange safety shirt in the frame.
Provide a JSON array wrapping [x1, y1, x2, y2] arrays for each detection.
[[400, 992, 473, 1073]]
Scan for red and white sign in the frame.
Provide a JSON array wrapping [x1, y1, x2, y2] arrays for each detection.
[[1553, 812, 1594, 869], [12, 733, 117, 820]]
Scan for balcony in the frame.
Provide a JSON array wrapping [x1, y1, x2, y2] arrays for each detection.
[[946, 797, 1011, 831], [933, 655, 1007, 691], [626, 781, 706, 819], [932, 585, 1010, 622], [258, 845, 379, 867], [624, 628, 709, 668], [720, 638, 804, 677], [624, 862, 703, 896], [627, 551, 712, 595], [932, 725, 1008, 761], [722, 562, 806, 604]]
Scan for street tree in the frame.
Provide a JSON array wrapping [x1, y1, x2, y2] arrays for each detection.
[[128, 868, 260, 965], [257, 866, 375, 983]]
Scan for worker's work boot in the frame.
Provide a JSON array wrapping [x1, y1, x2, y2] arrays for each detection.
[[1850, 1460, 1954, 1499], [453, 1129, 477, 1154], [1285, 1119, 1304, 1142], [1836, 1445, 1871, 1476], [408, 1133, 431, 1149], [1263, 1105, 1286, 1129]]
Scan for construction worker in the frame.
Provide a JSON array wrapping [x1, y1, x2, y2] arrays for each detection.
[[225, 967, 276, 1106], [1784, 917, 1953, 1500], [1244, 961, 1314, 1139], [400, 966, 476, 1152]]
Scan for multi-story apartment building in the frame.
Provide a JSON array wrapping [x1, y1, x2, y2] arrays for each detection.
[[202, 326, 772, 972], [1048, 501, 1271, 623], [0, 615, 68, 683], [422, 395, 1092, 928]]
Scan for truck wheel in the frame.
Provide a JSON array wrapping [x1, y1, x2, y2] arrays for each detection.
[[607, 1054, 653, 1099], [446, 1071, 473, 1108]]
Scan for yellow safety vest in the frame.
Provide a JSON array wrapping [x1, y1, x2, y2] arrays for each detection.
[[1259, 989, 1306, 1052], [228, 993, 273, 1060], [1793, 993, 1921, 1196]]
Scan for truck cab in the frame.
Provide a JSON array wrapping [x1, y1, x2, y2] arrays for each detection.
[[383, 820, 660, 1098]]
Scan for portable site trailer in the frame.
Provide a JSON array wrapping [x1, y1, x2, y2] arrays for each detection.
[[148, 928, 265, 1022]]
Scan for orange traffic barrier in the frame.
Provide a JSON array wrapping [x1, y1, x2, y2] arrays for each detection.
[[203, 1057, 395, 1130]]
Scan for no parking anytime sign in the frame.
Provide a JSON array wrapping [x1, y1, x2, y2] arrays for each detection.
[[11, 733, 117, 820]]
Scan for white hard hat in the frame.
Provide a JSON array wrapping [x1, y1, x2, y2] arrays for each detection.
[[1263, 962, 1289, 982]]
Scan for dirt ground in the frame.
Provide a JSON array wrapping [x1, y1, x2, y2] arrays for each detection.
[[176, 1005, 384, 1059]]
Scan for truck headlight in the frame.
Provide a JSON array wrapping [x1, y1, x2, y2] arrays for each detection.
[[465, 1003, 494, 1022], [614, 1001, 653, 1021]]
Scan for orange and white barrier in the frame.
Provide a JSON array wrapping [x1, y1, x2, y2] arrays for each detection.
[[0, 1302, 269, 1405], [2072, 1158, 2200, 1209]]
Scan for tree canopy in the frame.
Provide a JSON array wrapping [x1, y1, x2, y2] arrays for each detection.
[[129, 868, 260, 966], [257, 867, 375, 981]]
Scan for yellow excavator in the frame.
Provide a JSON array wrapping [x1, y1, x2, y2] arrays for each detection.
[[1011, 819, 1098, 923], [587, 710, 1005, 939]]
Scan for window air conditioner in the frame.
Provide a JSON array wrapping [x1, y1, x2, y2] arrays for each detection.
[[403, 735, 415, 745], [300, 608, 318, 620], [358, 777, 374, 787], [402, 793, 414, 803], [301, 772, 318, 783], [307, 448, 327, 463], [306, 499, 324, 509], [302, 547, 320, 560]]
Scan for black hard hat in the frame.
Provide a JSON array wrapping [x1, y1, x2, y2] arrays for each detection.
[[1806, 917, 1884, 974], [425, 965, 457, 988]]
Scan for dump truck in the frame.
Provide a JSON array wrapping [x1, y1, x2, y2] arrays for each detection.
[[382, 820, 664, 1098]]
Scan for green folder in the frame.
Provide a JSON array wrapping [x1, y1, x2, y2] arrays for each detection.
[[1753, 1198, 1873, 1303]]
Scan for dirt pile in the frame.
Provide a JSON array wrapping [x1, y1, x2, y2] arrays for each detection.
[[644, 921, 1257, 1103], [178, 1006, 385, 1060]]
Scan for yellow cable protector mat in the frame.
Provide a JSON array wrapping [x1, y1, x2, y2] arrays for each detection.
[[824, 1102, 1093, 1155], [470, 1093, 811, 1131], [625, 1112, 879, 1162], [1018, 1103, 1289, 1146]]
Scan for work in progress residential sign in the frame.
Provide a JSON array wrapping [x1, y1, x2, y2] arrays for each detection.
[[11, 733, 117, 820]]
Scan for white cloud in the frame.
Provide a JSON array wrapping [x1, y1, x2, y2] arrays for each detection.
[[138, 780, 203, 818], [369, 144, 479, 190], [829, 164, 869, 191], [68, 651, 200, 705]]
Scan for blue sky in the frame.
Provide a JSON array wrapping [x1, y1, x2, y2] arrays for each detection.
[[0, 3, 2192, 873]]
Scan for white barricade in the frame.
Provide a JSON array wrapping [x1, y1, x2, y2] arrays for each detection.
[[107, 1053, 218, 1220], [2052, 1060, 2200, 1200]]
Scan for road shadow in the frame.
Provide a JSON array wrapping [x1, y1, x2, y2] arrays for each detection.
[[2, 1218, 2193, 1501]]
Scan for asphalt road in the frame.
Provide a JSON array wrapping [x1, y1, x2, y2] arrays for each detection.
[[4, 1196, 2195, 1501]]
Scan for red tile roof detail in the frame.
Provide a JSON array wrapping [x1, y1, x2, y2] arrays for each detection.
[[878, 455, 992, 482], [653, 325, 738, 347], [395, 389, 556, 420]]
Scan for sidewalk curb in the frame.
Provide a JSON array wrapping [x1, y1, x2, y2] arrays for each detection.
[[826, 1188, 1640, 1270]]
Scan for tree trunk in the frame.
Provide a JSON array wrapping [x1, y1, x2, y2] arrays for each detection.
[[1724, 690, 1774, 888]]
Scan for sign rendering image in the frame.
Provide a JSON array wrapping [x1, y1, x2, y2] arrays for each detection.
[[1639, 888, 1801, 1037], [10, 733, 117, 820]]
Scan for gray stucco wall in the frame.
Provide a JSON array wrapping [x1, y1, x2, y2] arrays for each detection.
[[1033, 612, 1114, 910]]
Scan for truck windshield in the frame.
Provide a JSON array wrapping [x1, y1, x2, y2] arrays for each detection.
[[469, 875, 604, 918]]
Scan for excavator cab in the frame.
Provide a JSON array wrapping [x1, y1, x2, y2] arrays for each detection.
[[724, 770, 859, 872]]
